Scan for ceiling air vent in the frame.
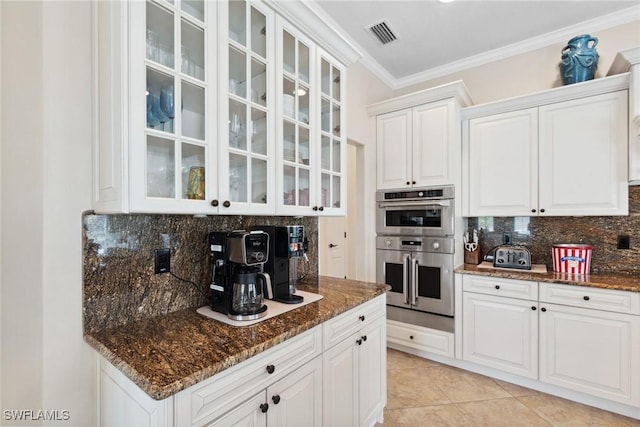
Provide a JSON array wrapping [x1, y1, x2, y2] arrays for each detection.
[[368, 21, 398, 46]]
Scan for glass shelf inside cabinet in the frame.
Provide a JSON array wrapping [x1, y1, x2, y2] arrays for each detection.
[[146, 1, 174, 69]]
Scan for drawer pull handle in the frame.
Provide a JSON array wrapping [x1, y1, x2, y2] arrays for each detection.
[[272, 395, 281, 404], [266, 364, 275, 374], [583, 296, 590, 301], [541, 307, 547, 312], [359, 315, 365, 322], [531, 306, 537, 311], [260, 403, 269, 413], [495, 285, 500, 290]]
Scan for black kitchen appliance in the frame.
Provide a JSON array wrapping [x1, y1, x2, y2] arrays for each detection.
[[253, 225, 305, 304], [209, 230, 272, 320]]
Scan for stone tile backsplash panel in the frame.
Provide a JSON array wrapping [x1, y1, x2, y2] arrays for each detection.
[[83, 213, 318, 334], [468, 186, 640, 275]]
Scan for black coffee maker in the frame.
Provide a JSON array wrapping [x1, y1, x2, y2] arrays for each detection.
[[209, 230, 272, 320], [253, 225, 305, 304]]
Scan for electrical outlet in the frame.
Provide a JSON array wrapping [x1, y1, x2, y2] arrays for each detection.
[[503, 232, 512, 245], [617, 235, 630, 250], [154, 248, 171, 274]]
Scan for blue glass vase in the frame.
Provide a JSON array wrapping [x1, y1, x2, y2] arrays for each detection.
[[560, 35, 599, 85]]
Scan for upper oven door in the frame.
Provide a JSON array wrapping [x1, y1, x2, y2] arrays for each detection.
[[376, 200, 454, 236]]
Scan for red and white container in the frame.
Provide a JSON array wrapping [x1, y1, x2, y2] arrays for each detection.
[[552, 244, 593, 274]]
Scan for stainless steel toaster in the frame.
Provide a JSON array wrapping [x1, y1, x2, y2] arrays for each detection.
[[493, 246, 532, 270]]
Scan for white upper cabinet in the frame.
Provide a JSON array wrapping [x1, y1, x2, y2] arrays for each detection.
[[369, 81, 472, 191], [93, 0, 353, 215], [463, 75, 629, 217]]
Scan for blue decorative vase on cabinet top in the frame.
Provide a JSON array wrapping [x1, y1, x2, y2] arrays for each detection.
[[560, 34, 599, 85]]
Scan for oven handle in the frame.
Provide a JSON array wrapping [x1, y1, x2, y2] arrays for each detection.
[[402, 254, 410, 305], [411, 257, 418, 305], [377, 200, 451, 208]]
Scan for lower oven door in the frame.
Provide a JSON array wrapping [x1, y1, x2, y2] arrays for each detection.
[[377, 248, 454, 316], [410, 251, 454, 316]]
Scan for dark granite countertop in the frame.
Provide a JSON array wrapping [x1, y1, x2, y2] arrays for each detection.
[[456, 264, 640, 293], [84, 276, 389, 400]]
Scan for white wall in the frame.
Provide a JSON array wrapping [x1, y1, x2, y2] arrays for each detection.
[[1, 1, 94, 426]]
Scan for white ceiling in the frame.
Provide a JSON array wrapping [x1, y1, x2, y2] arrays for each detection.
[[310, 0, 640, 88]]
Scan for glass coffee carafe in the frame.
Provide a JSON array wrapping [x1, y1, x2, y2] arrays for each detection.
[[231, 267, 270, 318]]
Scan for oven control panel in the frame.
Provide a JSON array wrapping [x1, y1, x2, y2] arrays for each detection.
[[377, 236, 454, 254]]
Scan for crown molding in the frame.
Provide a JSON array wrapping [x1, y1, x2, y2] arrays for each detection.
[[608, 47, 640, 74], [267, 0, 362, 66], [345, 4, 640, 90]]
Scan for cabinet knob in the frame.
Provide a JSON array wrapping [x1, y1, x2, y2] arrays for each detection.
[[356, 338, 362, 345], [359, 315, 365, 322], [531, 306, 537, 311], [540, 208, 546, 213], [406, 181, 410, 186], [211, 199, 219, 207], [412, 181, 416, 185], [266, 364, 275, 374], [531, 209, 536, 213], [409, 335, 414, 340], [260, 403, 269, 413], [495, 285, 500, 290], [362, 335, 367, 342], [319, 206, 324, 212], [541, 307, 547, 312], [313, 206, 319, 211], [223, 200, 231, 208], [583, 296, 590, 301], [272, 395, 281, 405]]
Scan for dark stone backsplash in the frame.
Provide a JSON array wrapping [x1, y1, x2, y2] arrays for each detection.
[[83, 213, 318, 334], [467, 186, 640, 275]]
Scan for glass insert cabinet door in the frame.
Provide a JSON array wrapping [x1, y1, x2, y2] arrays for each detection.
[[318, 51, 345, 214], [219, 0, 274, 213], [278, 21, 314, 213], [130, 0, 215, 212]]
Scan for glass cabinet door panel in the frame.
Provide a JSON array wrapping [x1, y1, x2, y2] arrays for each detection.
[[283, 77, 295, 118], [283, 120, 296, 162], [181, 0, 204, 22], [250, 108, 267, 155], [332, 66, 341, 101], [321, 173, 330, 207], [229, 99, 247, 150], [299, 168, 310, 207], [146, 1, 174, 68], [250, 7, 266, 58], [181, 19, 205, 80], [332, 139, 341, 173], [229, 0, 246, 45], [146, 68, 175, 132], [298, 86, 309, 124], [181, 143, 205, 199], [299, 127, 309, 165], [332, 175, 341, 208], [299, 42, 310, 83], [250, 59, 266, 107], [229, 47, 247, 98], [321, 59, 330, 96], [321, 135, 330, 170], [181, 81, 205, 141], [283, 165, 296, 205], [252, 158, 267, 203], [147, 136, 176, 198], [321, 98, 330, 133], [283, 30, 295, 74], [229, 153, 247, 202], [332, 104, 341, 136]]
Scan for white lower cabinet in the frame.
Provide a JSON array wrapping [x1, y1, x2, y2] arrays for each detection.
[[322, 299, 386, 427], [539, 284, 640, 407], [98, 296, 387, 427], [462, 292, 538, 379]]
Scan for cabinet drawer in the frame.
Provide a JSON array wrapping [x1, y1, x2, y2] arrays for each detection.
[[539, 283, 640, 315], [174, 326, 321, 427], [387, 320, 454, 358], [463, 275, 538, 301], [323, 295, 386, 351]]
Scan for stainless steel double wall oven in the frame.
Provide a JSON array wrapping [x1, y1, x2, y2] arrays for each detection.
[[376, 186, 455, 332]]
